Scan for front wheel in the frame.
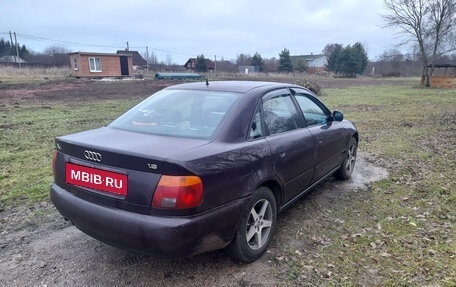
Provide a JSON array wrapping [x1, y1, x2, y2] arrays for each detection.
[[334, 136, 357, 180], [226, 186, 277, 262]]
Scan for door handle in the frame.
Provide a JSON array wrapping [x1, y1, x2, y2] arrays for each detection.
[[279, 151, 286, 158]]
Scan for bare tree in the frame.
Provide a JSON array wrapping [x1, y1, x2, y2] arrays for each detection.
[[23, 45, 71, 66], [236, 53, 252, 66], [43, 45, 71, 55], [263, 57, 278, 73], [165, 54, 174, 66], [142, 51, 158, 69], [382, 0, 456, 86], [322, 43, 343, 57]]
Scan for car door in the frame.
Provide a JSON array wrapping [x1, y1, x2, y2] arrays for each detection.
[[292, 89, 346, 182], [262, 89, 316, 204]]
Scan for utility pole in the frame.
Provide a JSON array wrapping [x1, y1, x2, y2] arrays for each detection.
[[146, 46, 149, 71], [9, 31, 16, 64], [126, 42, 129, 51], [214, 55, 217, 76], [13, 32, 21, 68]]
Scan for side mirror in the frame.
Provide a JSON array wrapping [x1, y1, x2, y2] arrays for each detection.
[[333, 111, 344, 122]]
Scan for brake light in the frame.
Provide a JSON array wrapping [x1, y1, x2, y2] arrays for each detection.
[[152, 175, 203, 209], [52, 150, 58, 178]]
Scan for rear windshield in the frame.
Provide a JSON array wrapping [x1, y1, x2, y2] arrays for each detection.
[[109, 89, 240, 139]]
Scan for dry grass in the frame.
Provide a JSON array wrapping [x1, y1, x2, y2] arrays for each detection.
[[0, 66, 72, 84]]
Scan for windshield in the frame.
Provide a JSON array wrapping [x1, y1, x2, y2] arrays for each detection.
[[109, 89, 240, 139]]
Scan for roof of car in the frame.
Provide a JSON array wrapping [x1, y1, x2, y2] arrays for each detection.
[[164, 81, 298, 94]]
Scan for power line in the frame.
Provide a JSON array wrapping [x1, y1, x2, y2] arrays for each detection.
[[17, 32, 200, 58], [129, 45, 195, 57], [16, 33, 126, 49], [3, 31, 227, 62]]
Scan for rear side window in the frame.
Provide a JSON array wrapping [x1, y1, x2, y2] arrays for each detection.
[[109, 90, 239, 139], [262, 89, 299, 135], [249, 107, 263, 139]]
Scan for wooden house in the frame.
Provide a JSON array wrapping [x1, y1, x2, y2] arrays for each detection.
[[69, 52, 133, 78], [184, 58, 215, 72]]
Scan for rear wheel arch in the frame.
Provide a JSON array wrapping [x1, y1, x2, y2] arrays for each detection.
[[353, 132, 359, 144], [258, 179, 282, 210]]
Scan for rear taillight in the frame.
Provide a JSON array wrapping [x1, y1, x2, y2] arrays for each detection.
[[152, 175, 203, 210], [52, 150, 58, 178]]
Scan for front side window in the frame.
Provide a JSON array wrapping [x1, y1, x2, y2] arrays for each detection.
[[293, 91, 330, 126], [262, 90, 299, 135], [109, 89, 239, 139], [89, 57, 102, 72]]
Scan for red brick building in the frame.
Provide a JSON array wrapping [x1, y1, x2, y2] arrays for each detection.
[[69, 52, 133, 78]]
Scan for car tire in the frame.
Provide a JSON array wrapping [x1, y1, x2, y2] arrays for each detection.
[[334, 136, 357, 180], [227, 186, 277, 262]]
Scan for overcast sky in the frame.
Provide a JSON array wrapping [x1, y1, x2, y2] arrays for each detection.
[[1, 0, 401, 64]]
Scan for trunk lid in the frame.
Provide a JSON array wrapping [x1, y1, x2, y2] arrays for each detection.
[[53, 127, 209, 214]]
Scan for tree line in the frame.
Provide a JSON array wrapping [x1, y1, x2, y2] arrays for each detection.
[[0, 39, 28, 58], [0, 39, 71, 66], [2, 35, 372, 76], [193, 44, 369, 78]]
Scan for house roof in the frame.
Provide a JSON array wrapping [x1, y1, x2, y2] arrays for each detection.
[[291, 54, 326, 60], [0, 55, 27, 63], [116, 50, 147, 66], [184, 58, 215, 68], [69, 52, 132, 57]]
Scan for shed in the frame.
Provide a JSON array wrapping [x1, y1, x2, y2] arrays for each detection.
[[423, 64, 456, 88], [238, 66, 259, 74], [69, 52, 133, 78]]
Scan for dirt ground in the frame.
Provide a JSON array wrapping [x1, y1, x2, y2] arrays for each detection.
[[0, 78, 389, 287]]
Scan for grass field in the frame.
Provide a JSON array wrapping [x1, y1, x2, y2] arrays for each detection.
[[279, 84, 456, 286], [0, 66, 72, 83], [0, 78, 454, 286]]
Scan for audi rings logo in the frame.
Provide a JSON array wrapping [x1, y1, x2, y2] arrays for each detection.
[[84, 150, 102, 162]]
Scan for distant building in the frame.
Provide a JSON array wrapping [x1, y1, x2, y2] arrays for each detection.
[[423, 64, 456, 88], [116, 50, 147, 70], [0, 55, 27, 64], [184, 58, 215, 72], [69, 52, 133, 78], [291, 54, 327, 73], [238, 65, 259, 74]]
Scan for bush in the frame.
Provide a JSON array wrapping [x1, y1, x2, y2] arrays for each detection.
[[295, 78, 321, 96]]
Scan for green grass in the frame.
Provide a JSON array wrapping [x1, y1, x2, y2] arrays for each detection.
[[0, 80, 454, 286], [0, 99, 138, 208], [277, 84, 455, 286]]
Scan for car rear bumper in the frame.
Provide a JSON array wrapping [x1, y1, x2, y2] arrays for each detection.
[[50, 183, 244, 257]]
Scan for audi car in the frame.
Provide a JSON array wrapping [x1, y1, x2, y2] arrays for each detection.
[[51, 81, 358, 262]]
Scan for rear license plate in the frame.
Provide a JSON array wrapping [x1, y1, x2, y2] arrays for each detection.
[[65, 163, 128, 196]]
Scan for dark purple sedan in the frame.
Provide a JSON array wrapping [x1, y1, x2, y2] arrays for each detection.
[[51, 81, 358, 262]]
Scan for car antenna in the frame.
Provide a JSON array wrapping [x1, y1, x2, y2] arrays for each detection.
[[206, 78, 209, 87]]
